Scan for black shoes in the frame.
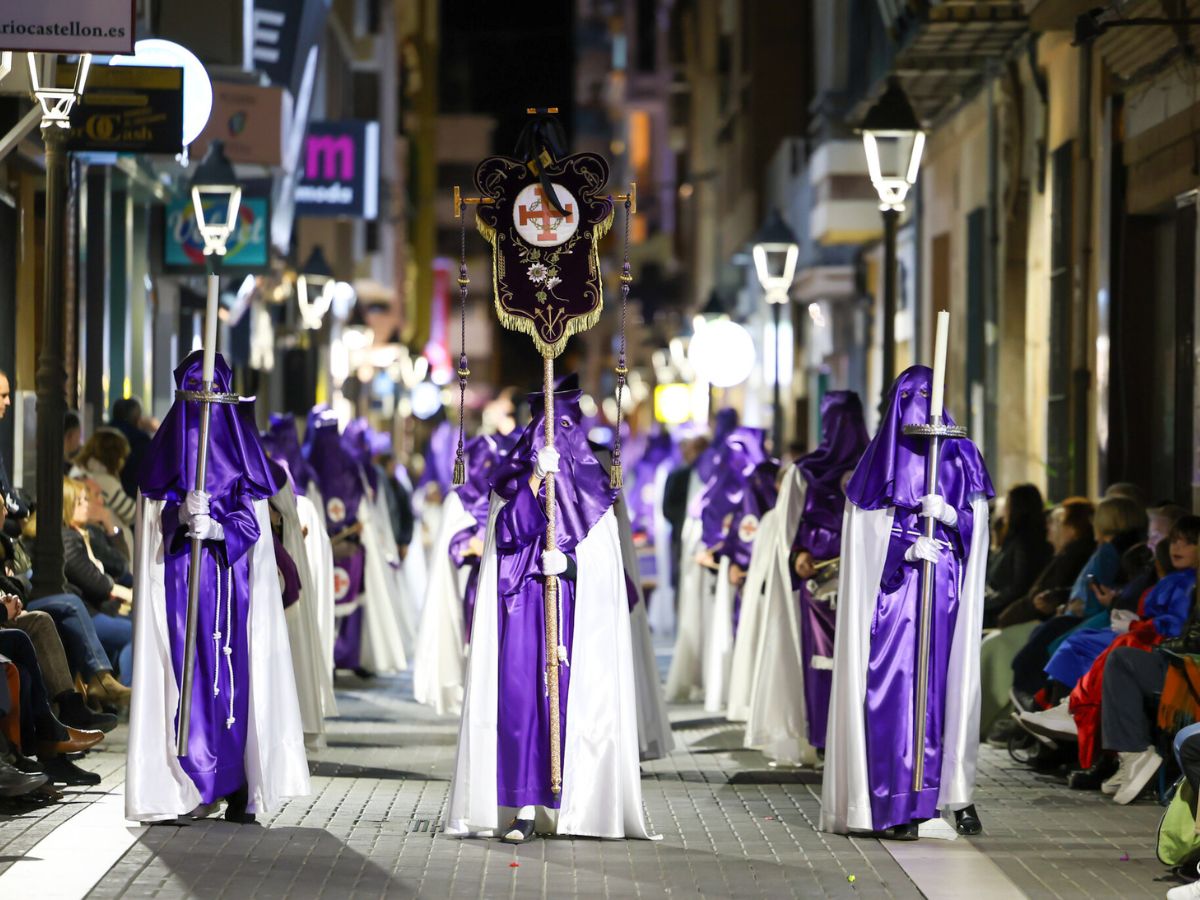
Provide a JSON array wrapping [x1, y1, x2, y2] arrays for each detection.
[[224, 785, 257, 824], [57, 692, 119, 734], [41, 756, 101, 786], [954, 805, 983, 835], [1068, 754, 1118, 790], [352, 667, 376, 680], [0, 759, 48, 797], [872, 822, 920, 841], [501, 817, 536, 843]]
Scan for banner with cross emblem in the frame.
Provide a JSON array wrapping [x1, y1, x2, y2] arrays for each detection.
[[474, 151, 613, 358]]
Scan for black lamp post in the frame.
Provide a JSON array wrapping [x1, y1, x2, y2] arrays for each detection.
[[30, 53, 91, 598], [859, 77, 924, 408], [751, 210, 799, 453]]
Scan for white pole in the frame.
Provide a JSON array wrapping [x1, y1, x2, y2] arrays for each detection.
[[202, 271, 219, 385], [930, 310, 949, 420]]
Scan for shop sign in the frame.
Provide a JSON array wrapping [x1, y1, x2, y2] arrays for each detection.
[[0, 0, 135, 54], [295, 120, 379, 219], [65, 65, 183, 155], [190, 82, 288, 166], [163, 194, 271, 273]]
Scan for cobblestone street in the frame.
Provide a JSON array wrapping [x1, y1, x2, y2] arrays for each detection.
[[0, 658, 1184, 899]]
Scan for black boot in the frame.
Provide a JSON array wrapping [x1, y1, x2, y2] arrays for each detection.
[[872, 822, 920, 841], [56, 692, 119, 734], [1067, 753, 1118, 790], [224, 785, 256, 824], [40, 756, 101, 786], [954, 805, 983, 835]]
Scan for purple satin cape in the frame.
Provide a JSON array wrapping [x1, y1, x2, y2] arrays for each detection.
[[488, 385, 615, 809], [139, 351, 278, 804], [793, 391, 868, 748], [694, 407, 739, 483], [261, 413, 317, 497], [342, 418, 379, 493], [844, 366, 993, 830]]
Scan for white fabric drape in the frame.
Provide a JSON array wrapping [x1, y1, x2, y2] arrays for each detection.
[[126, 497, 310, 823], [445, 499, 655, 839], [296, 494, 338, 718]]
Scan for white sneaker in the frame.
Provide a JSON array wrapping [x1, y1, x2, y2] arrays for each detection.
[[1113, 748, 1162, 805], [1101, 757, 1126, 796], [1017, 702, 1078, 742], [1167, 878, 1200, 899]]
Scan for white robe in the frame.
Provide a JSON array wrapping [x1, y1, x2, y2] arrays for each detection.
[[820, 494, 989, 834], [647, 464, 676, 637], [356, 482, 411, 673], [445, 497, 655, 840], [665, 469, 710, 702], [412, 491, 476, 716], [741, 467, 818, 763], [702, 556, 735, 714], [126, 497, 311, 823], [613, 487, 674, 760], [296, 495, 338, 719]]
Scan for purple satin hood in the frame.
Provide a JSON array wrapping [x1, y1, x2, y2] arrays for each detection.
[[845, 365, 994, 512], [695, 407, 740, 482], [491, 386, 615, 546], [342, 418, 379, 492], [455, 432, 519, 523], [799, 391, 869, 493], [699, 426, 769, 548], [261, 413, 317, 496], [305, 412, 365, 528], [419, 421, 457, 495], [139, 351, 277, 502]]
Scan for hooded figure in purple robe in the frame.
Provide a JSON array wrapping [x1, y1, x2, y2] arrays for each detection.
[[445, 383, 654, 842], [628, 431, 678, 537], [792, 391, 869, 749], [419, 421, 457, 497], [126, 352, 309, 823], [261, 413, 318, 497], [821, 366, 993, 839]]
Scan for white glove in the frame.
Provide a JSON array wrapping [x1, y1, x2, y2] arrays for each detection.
[[184, 490, 211, 518], [919, 493, 958, 528], [904, 536, 941, 565], [188, 513, 225, 542], [541, 549, 567, 577], [534, 447, 560, 479]]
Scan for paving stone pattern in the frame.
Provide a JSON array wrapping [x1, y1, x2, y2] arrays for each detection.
[[0, 666, 1184, 899]]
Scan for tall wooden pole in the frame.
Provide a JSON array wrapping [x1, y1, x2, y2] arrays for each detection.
[[543, 353, 562, 794]]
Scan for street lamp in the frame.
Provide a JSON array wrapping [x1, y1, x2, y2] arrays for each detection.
[[752, 209, 799, 451], [30, 53, 90, 599], [859, 77, 924, 405], [297, 246, 335, 329], [176, 139, 242, 756]]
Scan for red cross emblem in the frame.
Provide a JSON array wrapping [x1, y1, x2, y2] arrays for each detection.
[[333, 566, 352, 601], [513, 183, 579, 247]]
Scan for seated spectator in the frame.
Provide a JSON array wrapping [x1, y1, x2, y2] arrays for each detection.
[[109, 397, 153, 500], [63, 410, 82, 474], [71, 428, 136, 556], [1010, 494, 1147, 709], [60, 478, 133, 687], [984, 484, 1053, 628], [80, 477, 134, 570], [0, 625, 105, 785], [979, 498, 1095, 741]]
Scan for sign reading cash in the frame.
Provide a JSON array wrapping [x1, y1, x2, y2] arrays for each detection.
[[66, 65, 183, 155], [294, 120, 380, 219], [0, 0, 135, 54]]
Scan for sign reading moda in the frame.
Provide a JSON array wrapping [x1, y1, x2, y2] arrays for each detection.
[[295, 120, 379, 219], [0, 0, 134, 54]]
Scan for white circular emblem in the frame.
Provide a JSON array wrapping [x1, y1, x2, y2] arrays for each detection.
[[737, 514, 760, 544], [513, 183, 579, 247], [326, 497, 347, 524], [333, 566, 352, 601]]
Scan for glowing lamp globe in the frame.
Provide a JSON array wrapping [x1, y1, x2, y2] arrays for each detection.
[[688, 319, 756, 388]]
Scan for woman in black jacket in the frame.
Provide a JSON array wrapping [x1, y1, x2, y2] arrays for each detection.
[[60, 478, 133, 687], [984, 484, 1054, 628]]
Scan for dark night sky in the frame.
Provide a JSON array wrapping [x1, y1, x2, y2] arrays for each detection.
[[439, 0, 577, 153]]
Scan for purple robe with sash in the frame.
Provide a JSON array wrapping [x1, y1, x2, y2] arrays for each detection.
[[305, 413, 368, 669], [487, 388, 615, 809], [717, 460, 779, 631], [699, 427, 768, 550], [793, 391, 869, 748], [823, 366, 993, 833], [138, 352, 279, 805]]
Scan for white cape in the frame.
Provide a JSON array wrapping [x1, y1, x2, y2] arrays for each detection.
[[446, 497, 655, 839], [820, 494, 989, 834], [412, 491, 476, 715], [126, 496, 311, 822], [356, 481, 410, 673], [613, 486, 674, 760], [297, 494, 338, 719], [702, 556, 734, 713]]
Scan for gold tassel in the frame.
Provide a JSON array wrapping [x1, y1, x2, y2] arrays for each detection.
[[453, 459, 466, 486], [609, 462, 622, 490]]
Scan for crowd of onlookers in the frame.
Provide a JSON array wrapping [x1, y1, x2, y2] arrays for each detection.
[[981, 479, 1200, 896], [0, 368, 155, 805]]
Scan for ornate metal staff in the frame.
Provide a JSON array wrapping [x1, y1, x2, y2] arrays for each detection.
[[901, 310, 963, 791], [177, 142, 242, 757]]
